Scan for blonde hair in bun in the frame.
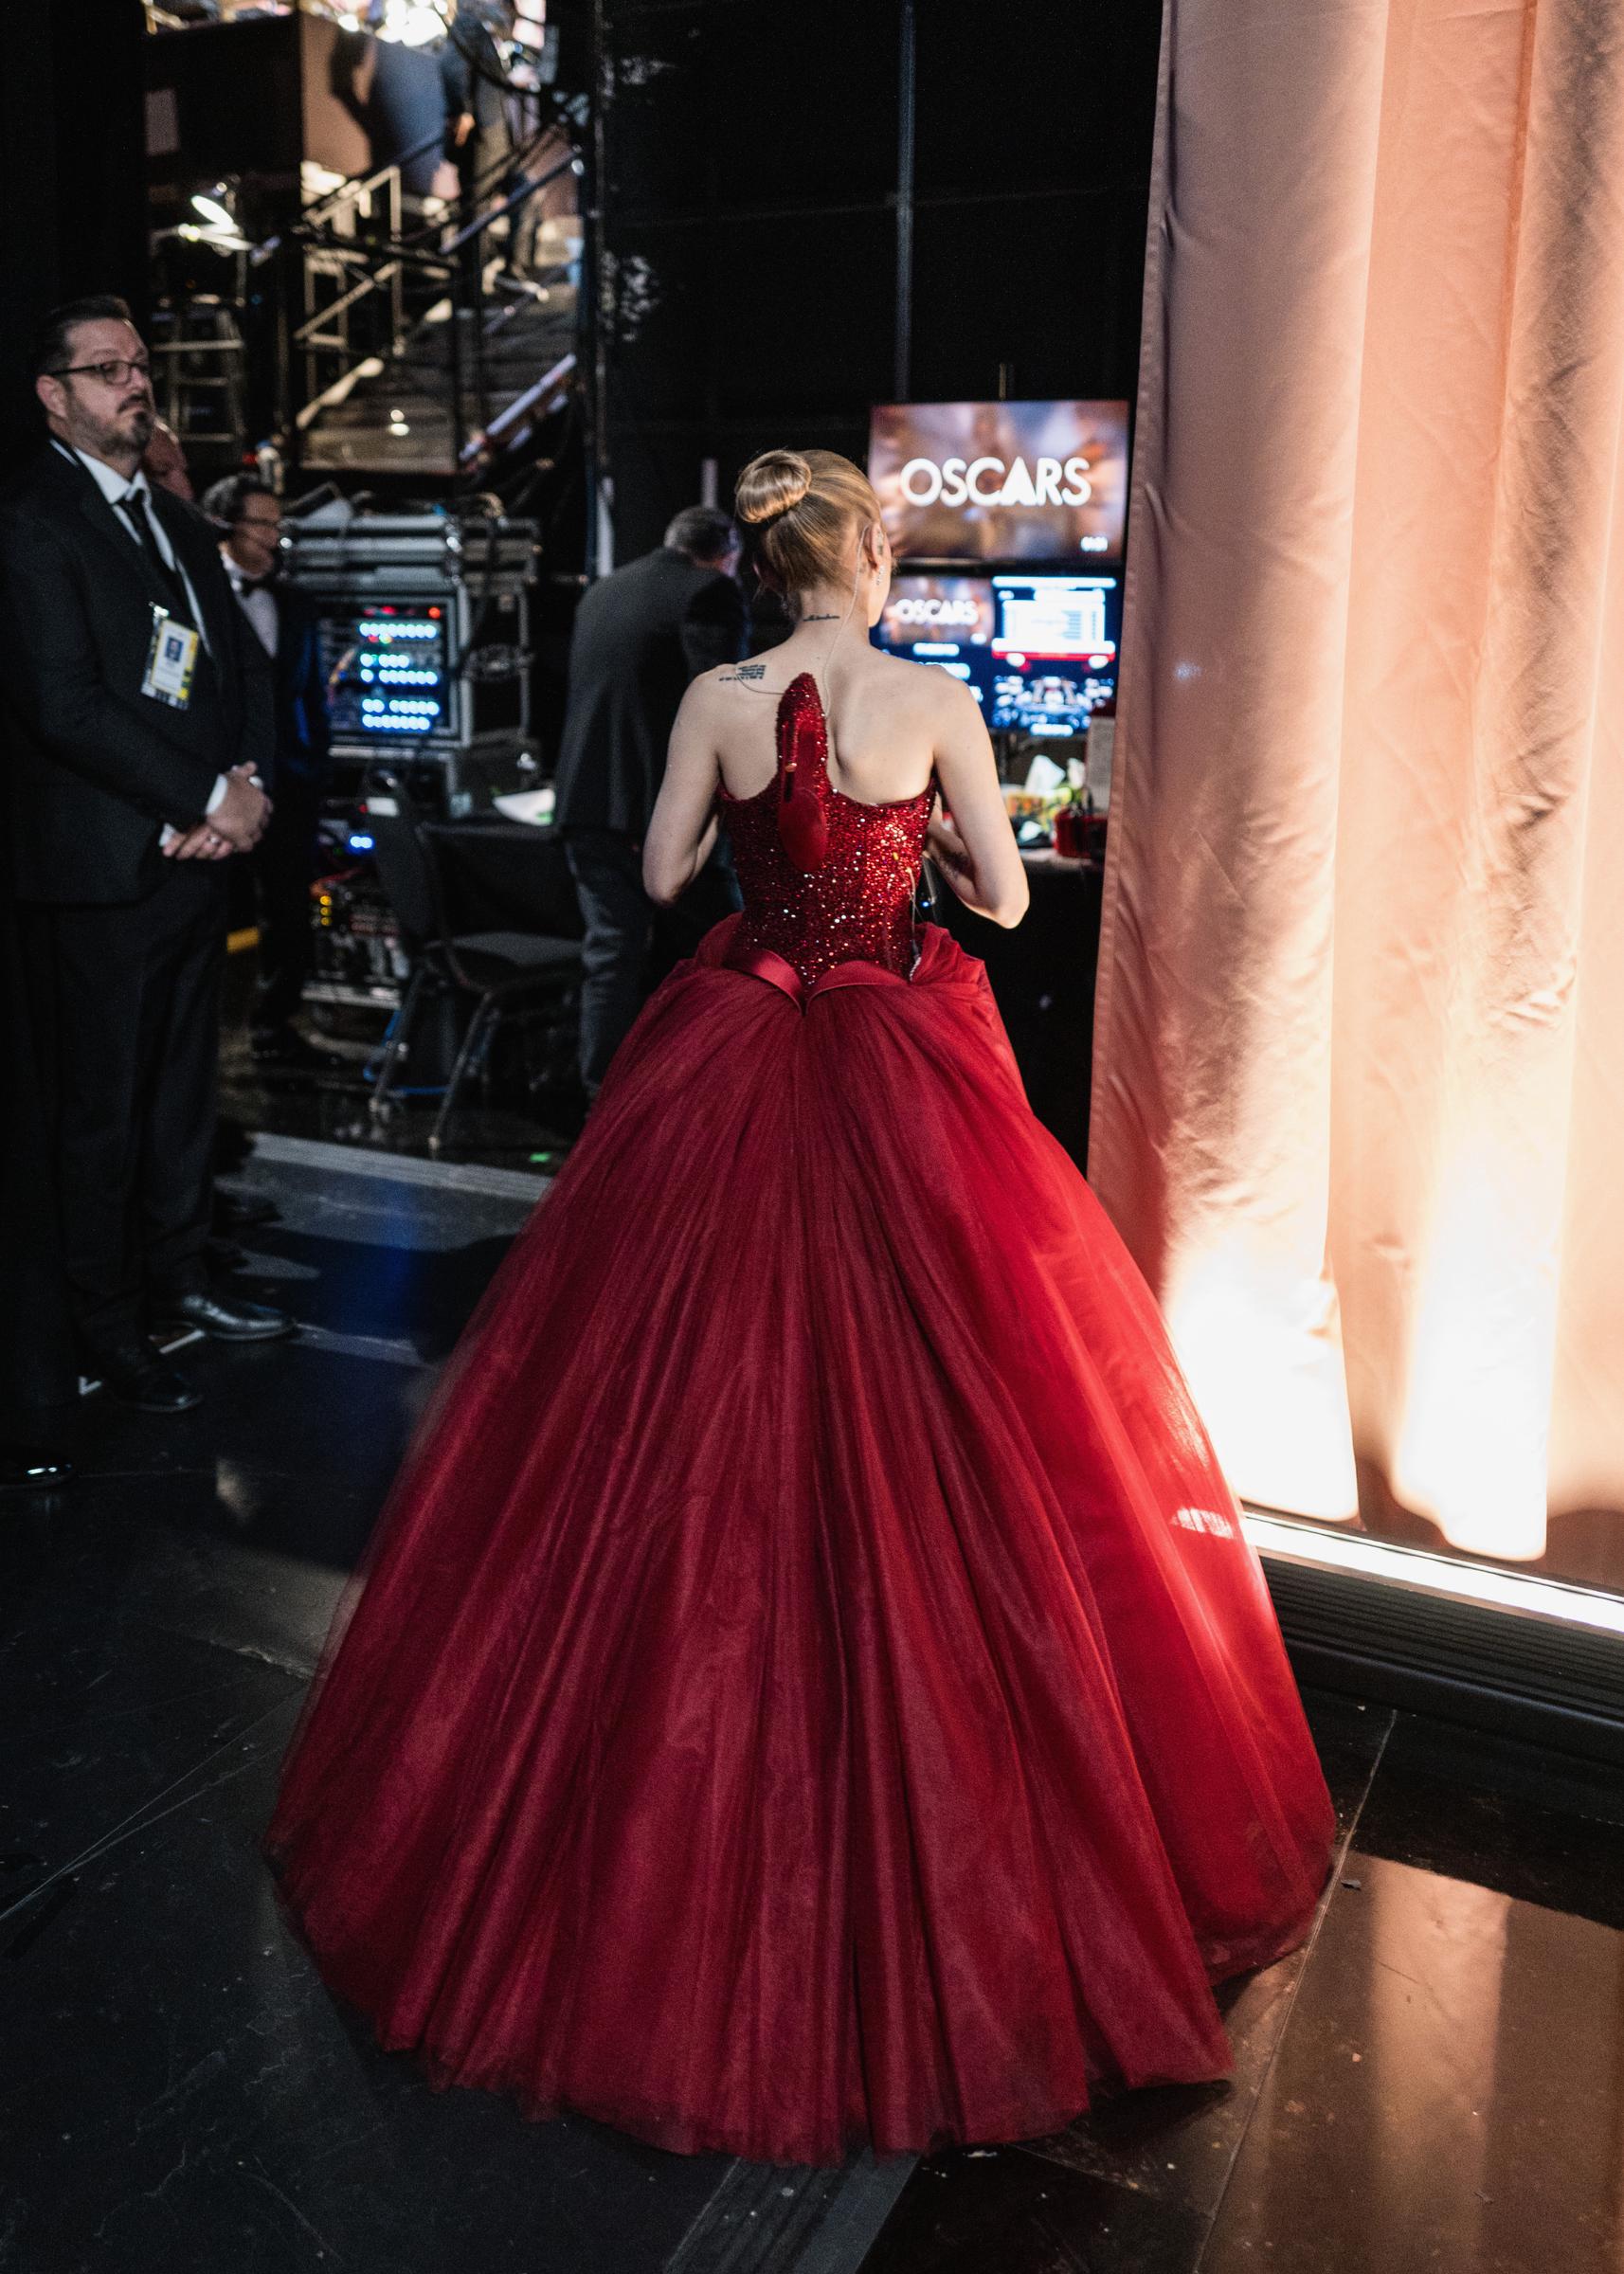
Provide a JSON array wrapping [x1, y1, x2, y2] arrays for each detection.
[[735, 448, 812, 527], [734, 447, 884, 596]]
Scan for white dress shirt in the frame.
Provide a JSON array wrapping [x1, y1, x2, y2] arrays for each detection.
[[52, 441, 227, 833], [222, 549, 280, 659]]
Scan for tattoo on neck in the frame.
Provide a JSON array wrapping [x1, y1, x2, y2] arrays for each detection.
[[800, 613, 840, 623]]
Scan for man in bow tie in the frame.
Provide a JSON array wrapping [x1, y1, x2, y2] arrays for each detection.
[[204, 474, 334, 1071], [0, 297, 293, 1417]]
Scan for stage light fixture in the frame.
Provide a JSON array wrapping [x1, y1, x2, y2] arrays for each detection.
[[191, 189, 234, 231]]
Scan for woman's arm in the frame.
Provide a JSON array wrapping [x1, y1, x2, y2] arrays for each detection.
[[928, 676, 1030, 927], [642, 677, 723, 904]]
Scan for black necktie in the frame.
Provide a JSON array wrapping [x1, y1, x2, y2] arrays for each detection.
[[120, 487, 189, 616]]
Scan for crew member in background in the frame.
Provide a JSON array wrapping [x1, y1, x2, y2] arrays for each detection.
[[441, 0, 515, 271], [204, 474, 334, 1071], [0, 297, 293, 1418], [551, 505, 747, 1097]]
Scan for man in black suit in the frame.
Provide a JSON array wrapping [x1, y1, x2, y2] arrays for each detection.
[[204, 474, 334, 1070], [0, 297, 292, 1416], [552, 506, 747, 1095]]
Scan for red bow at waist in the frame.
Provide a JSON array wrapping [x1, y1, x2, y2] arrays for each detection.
[[689, 913, 980, 1012], [722, 942, 909, 1010]]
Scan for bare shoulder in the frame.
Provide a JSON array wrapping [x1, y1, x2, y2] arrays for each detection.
[[690, 656, 781, 702], [876, 650, 983, 731], [677, 658, 763, 712], [700, 659, 773, 691]]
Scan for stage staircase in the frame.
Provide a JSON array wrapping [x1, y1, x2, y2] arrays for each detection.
[[287, 134, 581, 479]]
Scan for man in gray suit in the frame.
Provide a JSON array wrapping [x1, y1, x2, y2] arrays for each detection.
[[552, 506, 746, 1095]]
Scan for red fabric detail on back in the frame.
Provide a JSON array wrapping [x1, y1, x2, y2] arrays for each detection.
[[775, 672, 831, 873]]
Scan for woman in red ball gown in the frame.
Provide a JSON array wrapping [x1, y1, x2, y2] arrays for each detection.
[[267, 448, 1335, 2168]]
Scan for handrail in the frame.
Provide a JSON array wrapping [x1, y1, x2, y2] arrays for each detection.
[[459, 351, 576, 466], [300, 127, 445, 235], [443, 148, 578, 255], [293, 143, 576, 365], [289, 126, 560, 272], [284, 118, 581, 462], [250, 129, 443, 271], [292, 259, 406, 350], [393, 124, 560, 253], [294, 352, 388, 433]]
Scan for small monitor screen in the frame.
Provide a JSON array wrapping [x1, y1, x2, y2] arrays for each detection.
[[319, 603, 451, 740], [873, 573, 996, 709], [987, 574, 1120, 737], [868, 400, 1128, 564]]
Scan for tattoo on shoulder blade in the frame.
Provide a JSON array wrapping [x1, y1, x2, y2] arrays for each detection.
[[718, 662, 767, 683]]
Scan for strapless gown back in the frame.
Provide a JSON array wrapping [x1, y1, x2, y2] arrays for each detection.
[[268, 675, 1334, 2167], [720, 671, 936, 985]]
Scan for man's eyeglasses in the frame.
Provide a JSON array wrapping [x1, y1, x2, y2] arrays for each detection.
[[48, 357, 153, 389]]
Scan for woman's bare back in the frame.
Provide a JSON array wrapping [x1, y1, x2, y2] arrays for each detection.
[[648, 605, 1027, 929], [703, 636, 945, 808]]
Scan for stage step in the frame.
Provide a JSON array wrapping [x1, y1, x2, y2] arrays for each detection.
[[298, 284, 577, 474]]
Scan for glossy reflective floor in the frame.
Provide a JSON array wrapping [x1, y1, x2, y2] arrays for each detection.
[[4, 1142, 1621, 2273], [861, 1692, 1624, 2274], [217, 976, 587, 1178], [0, 1144, 908, 2274]]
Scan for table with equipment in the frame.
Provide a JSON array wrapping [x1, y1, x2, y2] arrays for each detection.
[[424, 816, 1102, 1164]]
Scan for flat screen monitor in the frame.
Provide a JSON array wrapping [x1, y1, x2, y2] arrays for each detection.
[[872, 573, 997, 709], [868, 400, 1128, 565], [319, 602, 452, 740], [986, 574, 1121, 738]]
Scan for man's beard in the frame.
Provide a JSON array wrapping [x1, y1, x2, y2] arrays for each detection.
[[91, 399, 155, 458]]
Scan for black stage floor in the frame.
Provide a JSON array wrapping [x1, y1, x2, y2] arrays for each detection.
[[4, 1139, 1621, 2274]]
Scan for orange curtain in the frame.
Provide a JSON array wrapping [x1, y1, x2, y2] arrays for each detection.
[[1091, 0, 1624, 1584]]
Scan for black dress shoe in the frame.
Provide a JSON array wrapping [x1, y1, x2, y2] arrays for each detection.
[[91, 1345, 203, 1414], [157, 1290, 297, 1343], [0, 1444, 74, 1495]]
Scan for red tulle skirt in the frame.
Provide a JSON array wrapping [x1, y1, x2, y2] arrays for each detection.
[[267, 920, 1335, 2166]]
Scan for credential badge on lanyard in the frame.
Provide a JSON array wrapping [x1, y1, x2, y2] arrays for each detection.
[[141, 604, 200, 711]]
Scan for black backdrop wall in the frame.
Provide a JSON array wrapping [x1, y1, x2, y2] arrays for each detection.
[[598, 0, 1164, 557], [0, 0, 148, 1421], [0, 0, 1164, 543], [0, 0, 149, 475]]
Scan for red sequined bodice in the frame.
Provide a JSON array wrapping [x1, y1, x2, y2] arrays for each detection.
[[717, 676, 935, 987]]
